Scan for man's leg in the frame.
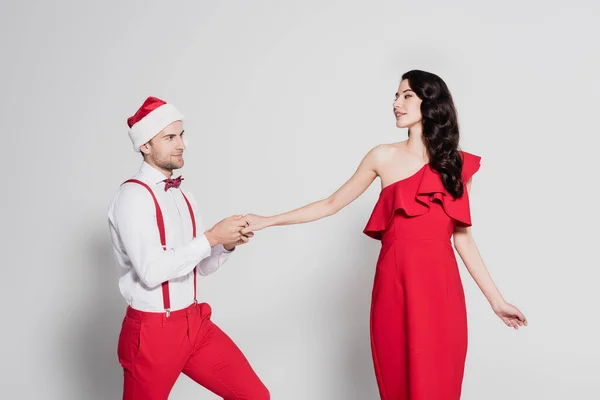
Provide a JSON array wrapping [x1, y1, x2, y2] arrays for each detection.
[[118, 309, 190, 400], [183, 304, 270, 400]]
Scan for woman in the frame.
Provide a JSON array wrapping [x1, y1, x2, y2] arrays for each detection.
[[242, 70, 527, 400]]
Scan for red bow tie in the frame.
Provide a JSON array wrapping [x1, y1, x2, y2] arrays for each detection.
[[163, 176, 184, 191]]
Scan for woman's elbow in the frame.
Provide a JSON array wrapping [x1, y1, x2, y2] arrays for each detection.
[[324, 198, 340, 217], [453, 228, 474, 251]]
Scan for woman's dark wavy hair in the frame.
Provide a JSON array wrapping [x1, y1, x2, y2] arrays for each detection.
[[401, 70, 464, 199]]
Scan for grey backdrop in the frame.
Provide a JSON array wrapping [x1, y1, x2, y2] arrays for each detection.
[[2, 0, 598, 399]]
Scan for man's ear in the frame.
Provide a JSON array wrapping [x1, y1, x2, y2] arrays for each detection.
[[140, 142, 151, 156]]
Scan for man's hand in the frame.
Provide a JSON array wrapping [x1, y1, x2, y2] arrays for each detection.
[[205, 215, 250, 247], [224, 231, 255, 251]]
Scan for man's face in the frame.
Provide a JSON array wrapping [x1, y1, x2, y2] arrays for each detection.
[[140, 121, 186, 173]]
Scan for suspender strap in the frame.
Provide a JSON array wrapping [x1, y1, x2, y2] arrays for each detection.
[[122, 179, 172, 314], [180, 191, 198, 304], [122, 179, 201, 315]]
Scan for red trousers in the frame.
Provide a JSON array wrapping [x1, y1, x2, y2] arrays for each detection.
[[117, 302, 270, 400]]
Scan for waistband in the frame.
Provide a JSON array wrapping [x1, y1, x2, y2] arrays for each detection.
[[125, 302, 210, 323]]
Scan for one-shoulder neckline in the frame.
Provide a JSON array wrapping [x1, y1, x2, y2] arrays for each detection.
[[380, 163, 429, 193]]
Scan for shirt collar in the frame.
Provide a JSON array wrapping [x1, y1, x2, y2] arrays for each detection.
[[138, 161, 172, 186]]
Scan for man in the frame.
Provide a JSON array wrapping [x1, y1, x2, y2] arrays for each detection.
[[108, 96, 269, 400]]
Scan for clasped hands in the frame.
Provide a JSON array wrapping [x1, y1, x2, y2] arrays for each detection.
[[205, 213, 267, 251]]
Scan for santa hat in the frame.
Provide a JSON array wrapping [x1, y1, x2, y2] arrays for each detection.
[[127, 96, 185, 152]]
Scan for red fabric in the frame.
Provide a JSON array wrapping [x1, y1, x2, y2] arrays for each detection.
[[127, 96, 167, 128], [364, 151, 481, 239], [363, 151, 480, 400], [163, 176, 184, 191], [118, 303, 269, 400]]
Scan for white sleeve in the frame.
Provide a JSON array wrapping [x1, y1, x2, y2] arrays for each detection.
[[197, 243, 233, 275]]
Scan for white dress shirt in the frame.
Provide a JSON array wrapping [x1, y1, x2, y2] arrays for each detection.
[[108, 161, 232, 312]]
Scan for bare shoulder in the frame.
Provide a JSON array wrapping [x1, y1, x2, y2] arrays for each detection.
[[366, 142, 404, 162]]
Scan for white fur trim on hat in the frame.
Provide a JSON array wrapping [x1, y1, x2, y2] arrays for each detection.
[[128, 104, 185, 152]]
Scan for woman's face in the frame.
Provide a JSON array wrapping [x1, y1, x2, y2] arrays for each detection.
[[393, 79, 422, 129]]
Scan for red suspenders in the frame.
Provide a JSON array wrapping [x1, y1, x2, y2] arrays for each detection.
[[122, 179, 198, 317]]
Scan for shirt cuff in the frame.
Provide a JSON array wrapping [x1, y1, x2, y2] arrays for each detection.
[[192, 234, 213, 258], [218, 243, 235, 254]]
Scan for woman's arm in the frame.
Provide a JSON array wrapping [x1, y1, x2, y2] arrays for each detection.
[[453, 178, 528, 329], [243, 146, 382, 232]]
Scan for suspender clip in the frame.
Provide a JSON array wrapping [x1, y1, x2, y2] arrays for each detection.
[[165, 308, 171, 318]]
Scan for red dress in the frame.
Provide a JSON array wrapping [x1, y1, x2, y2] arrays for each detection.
[[363, 151, 481, 400]]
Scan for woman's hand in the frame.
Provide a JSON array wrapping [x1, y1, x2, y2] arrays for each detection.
[[493, 301, 528, 330], [242, 214, 270, 234]]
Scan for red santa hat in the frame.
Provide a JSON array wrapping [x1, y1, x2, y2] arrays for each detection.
[[127, 96, 185, 152]]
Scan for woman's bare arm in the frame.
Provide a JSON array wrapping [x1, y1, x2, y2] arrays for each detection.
[[242, 146, 382, 232], [453, 178, 528, 329]]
